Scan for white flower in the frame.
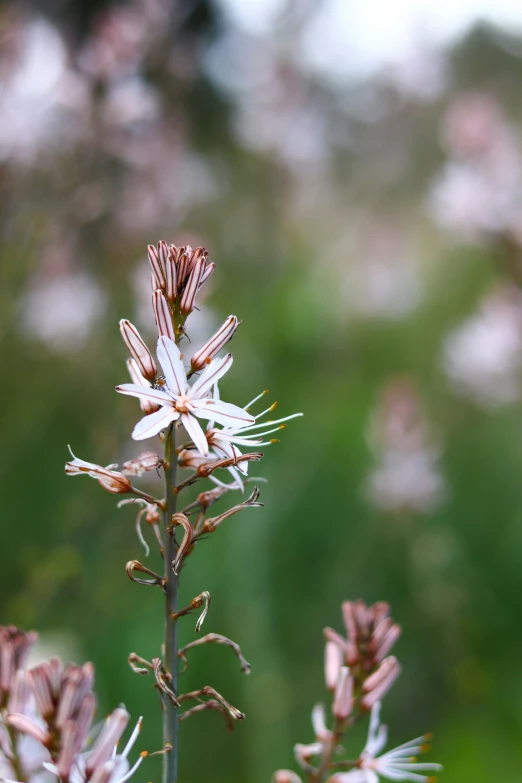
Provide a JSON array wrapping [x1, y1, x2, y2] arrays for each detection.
[[206, 389, 303, 476], [116, 336, 254, 452], [330, 702, 441, 783]]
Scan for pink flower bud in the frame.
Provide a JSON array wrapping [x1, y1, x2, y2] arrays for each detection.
[[332, 667, 353, 721], [180, 255, 206, 314], [119, 320, 157, 382], [324, 641, 343, 692], [191, 315, 240, 371], [126, 359, 160, 415], [152, 289, 175, 341], [86, 707, 129, 774], [361, 656, 401, 710], [148, 244, 166, 291], [273, 771, 302, 783]]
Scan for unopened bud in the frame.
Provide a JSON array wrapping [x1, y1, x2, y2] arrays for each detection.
[[324, 641, 343, 692], [180, 256, 205, 314], [273, 771, 302, 783], [122, 451, 161, 477], [332, 667, 353, 721], [126, 359, 159, 415], [119, 320, 157, 382], [198, 260, 215, 289], [86, 708, 130, 774], [148, 244, 166, 291], [361, 656, 401, 710], [152, 289, 175, 341], [191, 315, 240, 370], [166, 250, 177, 301]]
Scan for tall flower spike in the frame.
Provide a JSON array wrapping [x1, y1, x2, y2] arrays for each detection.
[[116, 336, 254, 449]]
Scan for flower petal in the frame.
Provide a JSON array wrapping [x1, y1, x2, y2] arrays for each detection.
[[191, 399, 255, 428], [190, 354, 233, 399], [132, 407, 179, 441], [116, 383, 174, 406], [157, 337, 188, 396], [181, 413, 209, 456]]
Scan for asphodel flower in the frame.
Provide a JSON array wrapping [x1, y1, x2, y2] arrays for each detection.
[[116, 336, 254, 451], [328, 702, 442, 783]]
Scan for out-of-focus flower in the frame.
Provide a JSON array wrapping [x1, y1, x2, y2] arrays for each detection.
[[429, 92, 522, 244], [19, 273, 106, 353], [116, 336, 254, 449], [65, 447, 132, 494], [443, 284, 522, 408], [273, 771, 303, 783], [122, 451, 161, 477], [328, 702, 441, 783], [364, 378, 446, 514], [324, 601, 401, 692]]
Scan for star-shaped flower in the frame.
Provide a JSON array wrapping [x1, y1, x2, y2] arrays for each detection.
[[116, 336, 254, 453], [329, 702, 442, 783]]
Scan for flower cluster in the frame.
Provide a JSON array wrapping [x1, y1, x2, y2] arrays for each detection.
[[0, 626, 145, 783], [274, 600, 441, 783]]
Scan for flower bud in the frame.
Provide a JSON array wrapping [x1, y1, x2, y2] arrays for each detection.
[[152, 289, 175, 341], [332, 667, 353, 721], [122, 451, 161, 477], [148, 244, 166, 290], [119, 320, 157, 382], [273, 772, 302, 783], [126, 359, 160, 415], [324, 641, 343, 692], [361, 656, 401, 710], [191, 315, 240, 371], [86, 708, 129, 775], [180, 255, 206, 314]]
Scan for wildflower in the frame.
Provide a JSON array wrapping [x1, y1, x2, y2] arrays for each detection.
[[116, 336, 254, 451], [65, 448, 132, 494], [328, 702, 442, 783]]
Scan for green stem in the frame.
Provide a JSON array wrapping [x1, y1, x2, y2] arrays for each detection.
[[162, 424, 179, 783]]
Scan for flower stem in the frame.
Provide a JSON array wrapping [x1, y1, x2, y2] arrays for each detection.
[[163, 423, 179, 783]]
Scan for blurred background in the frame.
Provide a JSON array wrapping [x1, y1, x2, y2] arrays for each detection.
[[2, 0, 522, 780]]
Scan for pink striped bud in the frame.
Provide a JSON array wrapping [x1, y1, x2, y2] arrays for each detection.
[[166, 252, 177, 301], [198, 260, 215, 289], [332, 667, 353, 721], [361, 656, 401, 710], [180, 255, 205, 314], [119, 320, 157, 382], [152, 289, 175, 341], [373, 623, 402, 663], [191, 315, 239, 371], [126, 359, 160, 415], [147, 244, 166, 290], [86, 707, 129, 774], [324, 641, 343, 692]]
